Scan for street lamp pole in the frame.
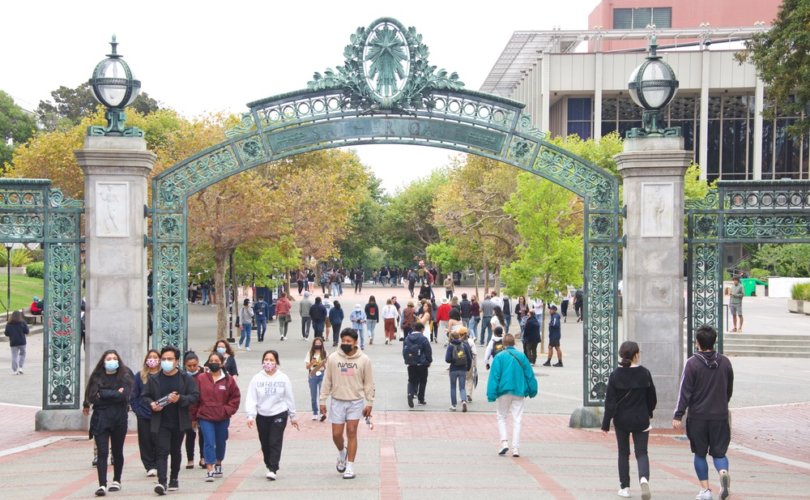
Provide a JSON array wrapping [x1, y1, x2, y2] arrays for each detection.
[[5, 244, 11, 322], [227, 250, 235, 343]]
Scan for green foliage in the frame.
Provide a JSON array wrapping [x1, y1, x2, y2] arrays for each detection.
[[233, 237, 300, 287], [426, 241, 469, 272], [338, 172, 387, 268], [684, 163, 717, 203], [752, 244, 810, 277], [0, 90, 38, 172], [501, 174, 584, 302], [25, 261, 44, 279], [0, 249, 33, 267], [363, 247, 389, 272], [737, 0, 810, 138], [548, 132, 623, 176], [791, 282, 810, 301], [749, 268, 770, 281], [0, 274, 44, 313]]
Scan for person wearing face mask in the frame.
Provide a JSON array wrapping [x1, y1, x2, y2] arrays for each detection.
[[130, 349, 161, 478], [319, 329, 375, 480], [142, 346, 200, 495], [305, 338, 329, 420], [84, 349, 134, 496], [211, 340, 239, 380], [190, 352, 241, 482], [181, 352, 205, 470], [246, 350, 300, 481]]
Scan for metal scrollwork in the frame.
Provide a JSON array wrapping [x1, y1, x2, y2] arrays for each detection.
[[585, 245, 617, 404]]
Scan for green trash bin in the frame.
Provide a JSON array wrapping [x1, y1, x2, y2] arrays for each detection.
[[740, 278, 766, 296]]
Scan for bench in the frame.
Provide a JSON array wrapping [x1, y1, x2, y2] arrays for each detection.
[[22, 308, 43, 325]]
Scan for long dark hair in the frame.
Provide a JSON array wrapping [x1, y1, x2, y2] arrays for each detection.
[[85, 349, 133, 405], [9, 310, 24, 324], [493, 306, 505, 325], [308, 337, 327, 361], [619, 341, 640, 368], [213, 339, 234, 357]]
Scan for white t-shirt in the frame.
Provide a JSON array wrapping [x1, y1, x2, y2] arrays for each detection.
[[381, 304, 399, 320], [245, 369, 296, 420], [491, 295, 504, 311]]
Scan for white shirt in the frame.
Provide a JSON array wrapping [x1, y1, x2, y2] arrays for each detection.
[[491, 295, 504, 311], [245, 369, 296, 420], [381, 304, 399, 320], [531, 299, 544, 316], [484, 335, 504, 364]]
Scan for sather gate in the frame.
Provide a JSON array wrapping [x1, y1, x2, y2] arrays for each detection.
[[150, 18, 622, 406]]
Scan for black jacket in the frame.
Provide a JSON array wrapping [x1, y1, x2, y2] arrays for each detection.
[[459, 299, 472, 319], [142, 371, 200, 432], [87, 368, 134, 438], [602, 365, 657, 432], [674, 350, 733, 421], [523, 316, 541, 343], [4, 322, 28, 347]]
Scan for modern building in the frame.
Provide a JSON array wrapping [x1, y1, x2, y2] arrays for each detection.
[[480, 0, 807, 181]]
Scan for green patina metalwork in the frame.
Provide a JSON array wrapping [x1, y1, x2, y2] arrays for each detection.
[[0, 179, 83, 410], [151, 18, 621, 406], [686, 180, 810, 353]]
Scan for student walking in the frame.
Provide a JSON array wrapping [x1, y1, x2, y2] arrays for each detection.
[[299, 291, 313, 340], [181, 353, 204, 470], [319, 328, 375, 480], [446, 330, 472, 412], [349, 304, 368, 349], [85, 350, 134, 496], [246, 350, 300, 480], [729, 276, 744, 332], [305, 338, 328, 421], [275, 293, 292, 341], [364, 296, 379, 346], [601, 341, 657, 500], [131, 350, 161, 477], [522, 311, 541, 365], [212, 340, 239, 380], [4, 310, 28, 374], [254, 296, 270, 342], [239, 299, 255, 351], [309, 296, 328, 339], [191, 352, 241, 482], [673, 326, 734, 500], [542, 305, 563, 367], [403, 322, 432, 407], [381, 298, 399, 344], [486, 334, 537, 458], [328, 301, 344, 347]]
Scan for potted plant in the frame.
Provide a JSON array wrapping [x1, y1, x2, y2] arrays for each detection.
[[788, 282, 810, 314]]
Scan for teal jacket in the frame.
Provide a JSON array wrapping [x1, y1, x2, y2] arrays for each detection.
[[486, 347, 538, 402]]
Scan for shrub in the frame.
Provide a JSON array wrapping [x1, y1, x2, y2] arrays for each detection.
[[791, 282, 810, 301], [749, 268, 770, 281], [10, 249, 32, 267], [26, 261, 44, 279]]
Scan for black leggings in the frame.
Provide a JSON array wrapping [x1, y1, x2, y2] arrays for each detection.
[[184, 428, 204, 462], [95, 424, 127, 486], [614, 427, 650, 488], [256, 411, 288, 473]]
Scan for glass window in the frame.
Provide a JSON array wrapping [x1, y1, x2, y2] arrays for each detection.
[[613, 7, 672, 29], [613, 8, 632, 29], [652, 8, 672, 28], [707, 120, 721, 181], [618, 97, 642, 121], [722, 120, 748, 179], [633, 8, 652, 29], [762, 120, 774, 179], [775, 118, 801, 178], [567, 98, 592, 139]]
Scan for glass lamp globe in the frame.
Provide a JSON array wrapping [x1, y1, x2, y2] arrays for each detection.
[[627, 37, 679, 112], [89, 36, 141, 110]]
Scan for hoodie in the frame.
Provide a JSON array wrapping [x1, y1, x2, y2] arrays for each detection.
[[484, 332, 505, 365], [319, 347, 375, 405], [445, 339, 472, 372], [673, 350, 734, 421], [601, 365, 657, 432]]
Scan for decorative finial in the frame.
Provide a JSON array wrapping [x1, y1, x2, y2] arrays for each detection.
[[649, 35, 658, 58], [107, 35, 120, 58]]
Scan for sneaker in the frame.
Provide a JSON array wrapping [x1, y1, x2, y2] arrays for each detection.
[[498, 441, 509, 455], [154, 484, 166, 496], [462, 401, 467, 412], [205, 472, 215, 482], [696, 489, 713, 500], [512, 448, 520, 457], [542, 360, 551, 367], [92, 456, 98, 467], [168, 479, 179, 491], [146, 469, 157, 477], [418, 400, 427, 406], [617, 487, 630, 498], [467, 395, 472, 403], [266, 469, 276, 480], [312, 415, 318, 421], [553, 361, 563, 367], [17, 369, 23, 375], [407, 394, 414, 408], [95, 486, 107, 497], [640, 477, 651, 500], [280, 336, 285, 342], [449, 405, 456, 411], [245, 347, 251, 351], [213, 465, 223, 477], [108, 481, 121, 492], [336, 448, 348, 473], [342, 464, 355, 479], [719, 470, 730, 500]]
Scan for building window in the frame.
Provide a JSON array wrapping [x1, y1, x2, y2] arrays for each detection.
[[762, 96, 808, 180], [567, 97, 592, 139], [613, 7, 672, 29]]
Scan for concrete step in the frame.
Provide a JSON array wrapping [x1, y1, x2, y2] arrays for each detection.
[[723, 334, 810, 342], [725, 350, 810, 358]]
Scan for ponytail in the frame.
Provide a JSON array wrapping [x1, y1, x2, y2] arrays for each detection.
[[618, 340, 640, 368]]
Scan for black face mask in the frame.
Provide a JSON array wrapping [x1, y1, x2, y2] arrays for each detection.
[[207, 363, 221, 373], [340, 344, 354, 354]]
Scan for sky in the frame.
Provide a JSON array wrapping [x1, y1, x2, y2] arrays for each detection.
[[1, 0, 599, 193]]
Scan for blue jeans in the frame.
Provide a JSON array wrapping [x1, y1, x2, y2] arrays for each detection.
[[366, 320, 377, 342], [301, 317, 311, 339], [240, 323, 252, 347], [468, 316, 479, 341], [199, 418, 229, 465], [308, 372, 323, 415], [480, 316, 493, 345], [449, 370, 467, 407], [331, 283, 340, 297], [201, 289, 209, 305], [355, 327, 365, 349], [256, 317, 267, 341], [504, 315, 512, 334]]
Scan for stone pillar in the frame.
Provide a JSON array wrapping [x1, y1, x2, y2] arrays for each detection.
[[617, 137, 691, 427], [77, 136, 156, 388]]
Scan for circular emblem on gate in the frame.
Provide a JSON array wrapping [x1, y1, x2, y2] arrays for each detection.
[[362, 19, 411, 106]]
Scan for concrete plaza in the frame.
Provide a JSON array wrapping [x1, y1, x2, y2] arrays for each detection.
[[0, 284, 808, 498]]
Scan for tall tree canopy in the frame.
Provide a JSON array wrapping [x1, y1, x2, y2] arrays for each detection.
[[36, 83, 160, 131], [0, 90, 37, 172]]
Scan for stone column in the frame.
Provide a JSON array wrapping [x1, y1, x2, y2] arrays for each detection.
[[77, 136, 156, 390], [617, 137, 692, 427]]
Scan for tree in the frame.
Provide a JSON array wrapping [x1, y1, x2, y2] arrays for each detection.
[[36, 83, 160, 131], [737, 0, 810, 137], [752, 243, 810, 277], [549, 132, 624, 177], [338, 172, 387, 269], [0, 90, 38, 172]]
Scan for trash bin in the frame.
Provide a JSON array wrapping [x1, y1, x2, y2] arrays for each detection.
[[741, 278, 766, 296]]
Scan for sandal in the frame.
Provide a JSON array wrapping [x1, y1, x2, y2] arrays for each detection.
[[199, 460, 206, 469], [185, 462, 194, 469]]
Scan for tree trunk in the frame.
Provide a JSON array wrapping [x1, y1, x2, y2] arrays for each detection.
[[214, 248, 228, 340], [482, 254, 490, 296], [230, 249, 239, 329]]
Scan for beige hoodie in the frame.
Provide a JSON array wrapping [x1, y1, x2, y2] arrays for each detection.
[[319, 347, 375, 406]]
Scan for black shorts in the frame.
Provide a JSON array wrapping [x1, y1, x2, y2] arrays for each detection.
[[548, 338, 560, 348], [686, 417, 730, 458]]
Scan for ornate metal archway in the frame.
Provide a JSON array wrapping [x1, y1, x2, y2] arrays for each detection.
[[151, 18, 621, 405]]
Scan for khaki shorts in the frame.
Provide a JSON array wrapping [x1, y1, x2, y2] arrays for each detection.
[[729, 304, 742, 316], [329, 398, 364, 424]]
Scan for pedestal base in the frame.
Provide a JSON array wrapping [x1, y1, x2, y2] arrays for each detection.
[[35, 409, 88, 431], [569, 406, 603, 428]]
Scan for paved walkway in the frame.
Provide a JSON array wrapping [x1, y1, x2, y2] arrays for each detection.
[[0, 284, 809, 497]]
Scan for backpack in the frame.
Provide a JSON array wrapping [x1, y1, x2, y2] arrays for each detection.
[[492, 339, 504, 357], [452, 343, 467, 368], [403, 336, 423, 366]]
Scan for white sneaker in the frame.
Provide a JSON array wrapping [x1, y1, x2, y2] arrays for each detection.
[[336, 448, 348, 473], [498, 441, 509, 455], [246, 347, 251, 351], [94, 485, 107, 497], [696, 488, 714, 500], [512, 448, 520, 457], [108, 481, 121, 492], [265, 469, 276, 480], [146, 468, 157, 477], [617, 487, 630, 498], [640, 477, 650, 500], [342, 464, 355, 479], [311, 415, 318, 421], [17, 369, 23, 375]]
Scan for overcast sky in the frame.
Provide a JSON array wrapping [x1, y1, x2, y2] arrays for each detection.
[[1, 0, 598, 193]]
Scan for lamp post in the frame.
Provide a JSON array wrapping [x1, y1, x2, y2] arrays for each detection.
[[227, 251, 236, 343], [87, 36, 144, 137], [4, 243, 11, 321], [626, 35, 681, 138]]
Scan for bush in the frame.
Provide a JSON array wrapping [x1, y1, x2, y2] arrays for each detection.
[[0, 249, 33, 267], [749, 268, 770, 281], [791, 282, 810, 301], [26, 261, 44, 279]]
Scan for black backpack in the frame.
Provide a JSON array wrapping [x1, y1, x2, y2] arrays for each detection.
[[492, 339, 504, 357], [451, 343, 467, 367], [404, 336, 423, 366]]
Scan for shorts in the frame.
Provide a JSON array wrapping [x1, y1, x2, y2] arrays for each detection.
[[329, 398, 364, 424], [729, 303, 742, 316], [686, 417, 730, 458], [548, 338, 560, 348]]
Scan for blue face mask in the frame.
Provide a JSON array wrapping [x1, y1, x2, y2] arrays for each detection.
[[161, 360, 176, 372], [216, 347, 226, 355], [104, 360, 119, 371]]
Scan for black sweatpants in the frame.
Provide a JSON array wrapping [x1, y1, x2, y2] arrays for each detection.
[[137, 416, 157, 471], [256, 411, 288, 473], [95, 424, 127, 486], [184, 428, 204, 462], [523, 340, 538, 364], [614, 427, 650, 489], [155, 427, 183, 486], [407, 365, 429, 403]]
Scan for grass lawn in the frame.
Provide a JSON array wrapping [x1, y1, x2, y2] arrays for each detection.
[[0, 275, 44, 314]]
